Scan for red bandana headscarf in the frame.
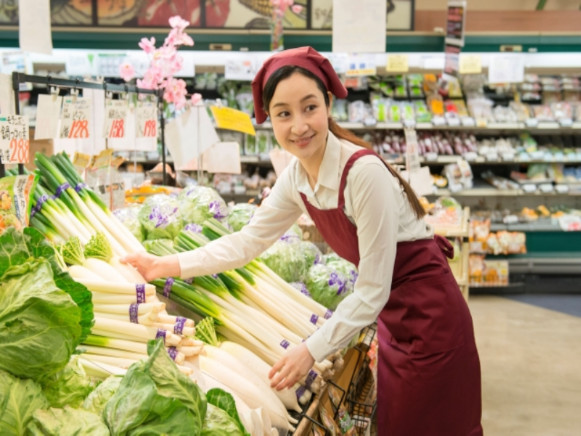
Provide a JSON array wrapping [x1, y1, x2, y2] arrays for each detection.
[[251, 46, 348, 124]]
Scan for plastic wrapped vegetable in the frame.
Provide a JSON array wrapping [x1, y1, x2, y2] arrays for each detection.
[[113, 205, 144, 242], [227, 203, 257, 231], [301, 240, 323, 267], [259, 235, 313, 283], [179, 185, 228, 226], [305, 263, 351, 311], [323, 253, 358, 294], [138, 194, 182, 241]]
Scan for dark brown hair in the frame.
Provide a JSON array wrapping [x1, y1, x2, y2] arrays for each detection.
[[262, 66, 425, 219]]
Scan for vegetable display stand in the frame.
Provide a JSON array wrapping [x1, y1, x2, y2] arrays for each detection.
[[432, 206, 471, 300], [292, 325, 377, 435]]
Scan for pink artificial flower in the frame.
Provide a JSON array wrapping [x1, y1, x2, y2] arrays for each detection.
[[190, 93, 202, 105], [138, 37, 156, 54], [291, 4, 302, 13], [119, 62, 135, 81], [169, 15, 190, 32], [164, 78, 188, 109]]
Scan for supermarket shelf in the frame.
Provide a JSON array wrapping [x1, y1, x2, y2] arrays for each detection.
[[428, 187, 581, 197], [256, 120, 581, 133], [506, 254, 581, 274], [490, 220, 563, 232]]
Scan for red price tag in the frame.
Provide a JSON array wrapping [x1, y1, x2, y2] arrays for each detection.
[[9, 138, 29, 163], [143, 119, 157, 137], [69, 120, 90, 138], [109, 119, 125, 138]]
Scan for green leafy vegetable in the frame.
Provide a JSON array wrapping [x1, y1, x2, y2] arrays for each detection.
[[82, 375, 123, 415], [0, 259, 82, 382], [206, 389, 250, 436], [84, 232, 113, 262], [201, 404, 244, 436], [60, 236, 85, 266], [0, 369, 49, 435], [305, 263, 351, 310], [259, 235, 317, 282], [26, 406, 109, 436], [0, 227, 93, 342], [226, 203, 256, 231], [178, 186, 228, 226], [104, 339, 207, 436], [138, 194, 183, 241], [40, 356, 97, 409]]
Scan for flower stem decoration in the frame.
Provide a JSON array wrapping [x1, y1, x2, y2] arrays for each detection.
[[270, 0, 303, 51], [119, 16, 196, 111]]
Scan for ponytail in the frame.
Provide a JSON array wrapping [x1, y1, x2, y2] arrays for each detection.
[[329, 118, 426, 220]]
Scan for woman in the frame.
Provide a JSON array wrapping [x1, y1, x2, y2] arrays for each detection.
[[123, 46, 482, 435]]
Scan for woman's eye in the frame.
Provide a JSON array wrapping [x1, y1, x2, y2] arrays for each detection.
[[276, 111, 290, 118], [305, 104, 318, 112]]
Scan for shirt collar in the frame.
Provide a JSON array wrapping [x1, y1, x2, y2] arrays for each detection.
[[295, 131, 342, 195], [317, 131, 342, 192]]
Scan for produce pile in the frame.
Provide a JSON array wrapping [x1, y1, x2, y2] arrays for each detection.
[[0, 152, 360, 435]]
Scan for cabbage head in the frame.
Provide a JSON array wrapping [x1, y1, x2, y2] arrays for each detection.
[[323, 253, 358, 294]]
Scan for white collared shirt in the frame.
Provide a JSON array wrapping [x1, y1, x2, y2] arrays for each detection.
[[177, 132, 433, 362]]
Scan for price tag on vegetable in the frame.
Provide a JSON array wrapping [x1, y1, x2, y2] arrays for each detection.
[[104, 99, 129, 139], [0, 115, 30, 164], [136, 102, 158, 138], [59, 97, 92, 139]]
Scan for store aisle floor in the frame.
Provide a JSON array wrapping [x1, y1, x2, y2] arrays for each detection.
[[468, 295, 581, 436]]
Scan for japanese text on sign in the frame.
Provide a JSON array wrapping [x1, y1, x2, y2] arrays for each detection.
[[104, 99, 129, 139], [136, 103, 158, 138], [0, 115, 30, 164], [60, 98, 92, 139]]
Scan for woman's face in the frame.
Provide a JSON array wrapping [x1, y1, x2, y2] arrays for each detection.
[[267, 71, 332, 165]]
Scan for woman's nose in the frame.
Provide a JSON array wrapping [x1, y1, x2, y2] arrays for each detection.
[[291, 115, 308, 135]]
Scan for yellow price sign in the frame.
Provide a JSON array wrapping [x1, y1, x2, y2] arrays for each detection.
[[386, 54, 409, 73], [459, 54, 482, 74], [210, 106, 256, 136]]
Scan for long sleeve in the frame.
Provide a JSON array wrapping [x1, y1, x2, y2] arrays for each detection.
[[176, 169, 303, 279]]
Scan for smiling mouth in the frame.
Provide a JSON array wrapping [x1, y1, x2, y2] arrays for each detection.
[[292, 135, 314, 146]]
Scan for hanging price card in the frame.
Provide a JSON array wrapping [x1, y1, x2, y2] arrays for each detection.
[[60, 98, 92, 139], [0, 115, 30, 164], [136, 102, 158, 138], [104, 99, 129, 139]]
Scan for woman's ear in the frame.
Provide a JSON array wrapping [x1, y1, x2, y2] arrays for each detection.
[[327, 91, 334, 117]]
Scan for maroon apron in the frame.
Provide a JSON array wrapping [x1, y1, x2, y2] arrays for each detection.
[[300, 149, 483, 435]]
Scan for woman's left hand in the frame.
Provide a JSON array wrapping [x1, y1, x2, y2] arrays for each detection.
[[268, 342, 315, 391]]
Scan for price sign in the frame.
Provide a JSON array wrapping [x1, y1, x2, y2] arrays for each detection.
[[386, 54, 409, 73], [136, 102, 158, 138], [0, 115, 30, 164], [60, 98, 91, 139], [104, 99, 129, 139]]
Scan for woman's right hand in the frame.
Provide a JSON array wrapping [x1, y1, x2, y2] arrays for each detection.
[[121, 252, 181, 282]]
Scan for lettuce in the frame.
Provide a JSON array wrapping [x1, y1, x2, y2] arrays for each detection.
[[179, 185, 229, 227], [259, 235, 320, 283], [305, 263, 351, 311], [226, 203, 256, 231], [26, 406, 109, 436], [201, 404, 243, 436], [138, 194, 182, 241], [104, 340, 207, 435], [0, 369, 49, 435], [0, 260, 82, 382]]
